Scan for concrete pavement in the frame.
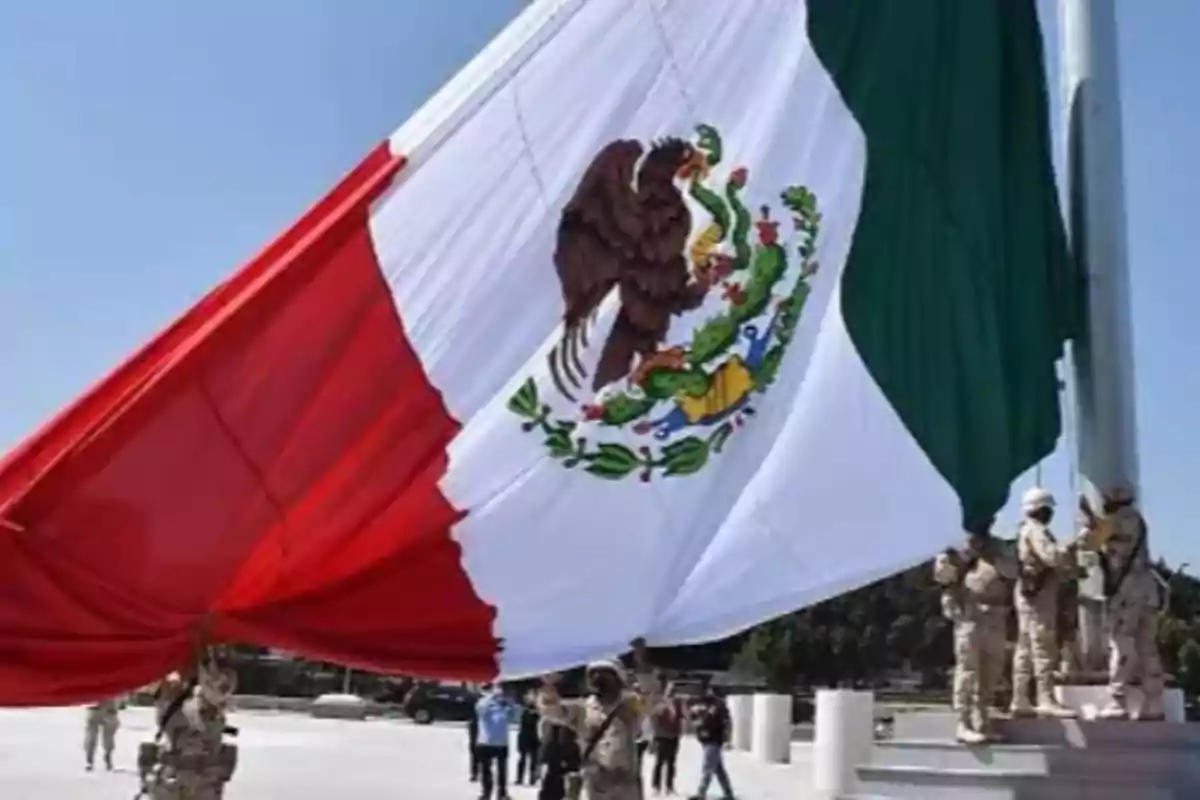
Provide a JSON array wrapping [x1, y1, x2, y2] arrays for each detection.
[[0, 706, 819, 799]]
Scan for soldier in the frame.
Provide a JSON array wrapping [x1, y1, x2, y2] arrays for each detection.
[[84, 696, 122, 771], [1083, 487, 1165, 721], [148, 658, 238, 799], [1010, 487, 1078, 719], [537, 639, 659, 800], [139, 672, 185, 790], [933, 518, 1018, 744]]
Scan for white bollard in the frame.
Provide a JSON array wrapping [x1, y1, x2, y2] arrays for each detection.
[[1163, 687, 1186, 723], [728, 694, 754, 751], [750, 693, 792, 764], [812, 689, 874, 799]]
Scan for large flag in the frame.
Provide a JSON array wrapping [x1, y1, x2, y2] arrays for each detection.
[[0, 0, 1075, 704]]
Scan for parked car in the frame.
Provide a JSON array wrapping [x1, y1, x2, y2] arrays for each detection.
[[403, 683, 478, 725], [373, 678, 416, 706]]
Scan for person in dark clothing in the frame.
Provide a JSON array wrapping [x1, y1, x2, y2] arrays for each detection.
[[689, 689, 734, 800], [650, 691, 685, 795], [516, 696, 542, 785], [538, 722, 581, 800]]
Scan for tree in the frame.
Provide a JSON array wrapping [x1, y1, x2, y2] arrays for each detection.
[[1177, 640, 1200, 699], [1158, 614, 1190, 676], [886, 614, 922, 670], [732, 616, 800, 692]]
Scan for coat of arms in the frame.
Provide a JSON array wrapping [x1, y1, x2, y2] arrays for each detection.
[[507, 124, 822, 481]]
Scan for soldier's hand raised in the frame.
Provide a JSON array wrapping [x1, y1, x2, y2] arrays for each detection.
[[1078, 495, 1099, 525]]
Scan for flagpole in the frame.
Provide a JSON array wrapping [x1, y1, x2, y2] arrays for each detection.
[[1060, 0, 1137, 680], [1060, 0, 1139, 501]]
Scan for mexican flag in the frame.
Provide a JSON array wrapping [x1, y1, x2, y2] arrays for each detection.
[[0, 0, 1075, 703]]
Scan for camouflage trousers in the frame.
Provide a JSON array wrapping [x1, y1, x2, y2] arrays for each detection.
[[581, 765, 642, 800], [150, 757, 227, 800], [150, 769, 224, 800], [84, 712, 118, 762], [1013, 605, 1057, 691], [1107, 590, 1164, 702], [952, 608, 1008, 725]]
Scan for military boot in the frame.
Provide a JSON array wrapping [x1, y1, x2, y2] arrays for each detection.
[[1096, 697, 1130, 720], [1035, 684, 1077, 719], [955, 712, 987, 745], [1009, 679, 1036, 718], [1134, 693, 1166, 722]]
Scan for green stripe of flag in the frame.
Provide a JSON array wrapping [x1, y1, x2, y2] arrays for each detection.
[[808, 0, 1082, 524]]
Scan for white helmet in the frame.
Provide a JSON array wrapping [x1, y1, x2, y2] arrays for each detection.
[[1021, 487, 1055, 514]]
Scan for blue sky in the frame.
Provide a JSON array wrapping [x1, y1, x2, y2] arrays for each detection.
[[1, 1, 1196, 566]]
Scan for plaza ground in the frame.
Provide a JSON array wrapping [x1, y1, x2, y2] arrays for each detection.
[[0, 706, 818, 799]]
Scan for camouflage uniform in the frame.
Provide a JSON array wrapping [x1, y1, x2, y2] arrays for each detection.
[[539, 665, 660, 800], [933, 536, 1017, 744], [84, 698, 121, 770], [1011, 488, 1076, 718], [1093, 490, 1165, 720], [151, 665, 237, 799]]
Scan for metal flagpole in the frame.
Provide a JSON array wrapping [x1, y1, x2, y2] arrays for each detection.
[[1060, 0, 1137, 680], [1060, 0, 1140, 502]]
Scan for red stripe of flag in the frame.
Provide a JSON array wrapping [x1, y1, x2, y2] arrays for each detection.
[[0, 143, 498, 706]]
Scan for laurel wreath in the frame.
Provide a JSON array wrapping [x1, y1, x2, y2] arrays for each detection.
[[508, 135, 822, 482], [507, 379, 741, 481]]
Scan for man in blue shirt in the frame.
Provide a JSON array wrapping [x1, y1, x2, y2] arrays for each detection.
[[475, 684, 514, 800]]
